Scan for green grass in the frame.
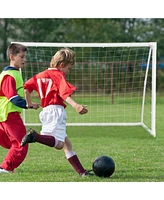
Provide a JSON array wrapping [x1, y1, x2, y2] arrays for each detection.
[[0, 96, 164, 182], [24, 93, 152, 125]]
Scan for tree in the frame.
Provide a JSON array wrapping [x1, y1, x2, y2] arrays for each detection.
[[1, 18, 164, 61]]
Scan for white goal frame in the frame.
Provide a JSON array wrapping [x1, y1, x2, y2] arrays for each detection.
[[12, 42, 157, 137]]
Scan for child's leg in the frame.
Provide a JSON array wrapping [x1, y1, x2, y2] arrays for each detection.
[[0, 126, 12, 149], [21, 128, 60, 148], [64, 137, 86, 175], [36, 131, 57, 147], [31, 105, 64, 148], [0, 113, 28, 171], [38, 132, 64, 149]]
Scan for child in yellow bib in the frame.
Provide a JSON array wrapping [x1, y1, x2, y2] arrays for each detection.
[[0, 43, 39, 173]]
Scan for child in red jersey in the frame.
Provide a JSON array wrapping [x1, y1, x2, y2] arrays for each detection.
[[0, 43, 39, 173], [21, 48, 92, 176]]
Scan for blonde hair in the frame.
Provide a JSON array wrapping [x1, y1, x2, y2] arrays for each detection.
[[50, 48, 75, 68]]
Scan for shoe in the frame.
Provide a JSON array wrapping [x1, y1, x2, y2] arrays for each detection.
[[21, 128, 37, 146], [80, 170, 94, 177], [0, 167, 10, 173]]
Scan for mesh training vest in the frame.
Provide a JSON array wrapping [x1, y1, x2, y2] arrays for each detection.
[[0, 69, 24, 122]]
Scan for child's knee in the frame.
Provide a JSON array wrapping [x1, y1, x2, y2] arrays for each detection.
[[20, 144, 28, 158], [55, 141, 64, 150]]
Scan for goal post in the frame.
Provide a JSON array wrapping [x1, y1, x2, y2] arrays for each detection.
[[12, 42, 157, 137]]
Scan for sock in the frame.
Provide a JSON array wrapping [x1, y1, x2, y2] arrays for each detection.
[[66, 152, 86, 175], [35, 134, 57, 147]]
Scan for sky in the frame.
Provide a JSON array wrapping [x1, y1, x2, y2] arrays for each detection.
[[0, 0, 163, 18]]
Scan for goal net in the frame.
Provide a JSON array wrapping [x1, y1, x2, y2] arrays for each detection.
[[12, 42, 156, 137]]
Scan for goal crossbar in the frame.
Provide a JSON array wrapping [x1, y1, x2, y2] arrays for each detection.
[[12, 42, 156, 48]]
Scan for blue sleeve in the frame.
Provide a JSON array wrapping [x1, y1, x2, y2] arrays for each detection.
[[10, 96, 28, 109]]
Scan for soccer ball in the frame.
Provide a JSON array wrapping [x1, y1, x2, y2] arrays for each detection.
[[92, 155, 115, 177]]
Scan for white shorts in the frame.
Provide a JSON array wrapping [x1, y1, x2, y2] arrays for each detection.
[[39, 105, 67, 142]]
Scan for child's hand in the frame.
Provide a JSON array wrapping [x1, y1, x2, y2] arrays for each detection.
[[27, 102, 40, 110], [32, 103, 40, 110], [74, 104, 88, 115]]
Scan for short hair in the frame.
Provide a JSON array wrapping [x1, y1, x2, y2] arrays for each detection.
[[7, 43, 27, 60], [50, 48, 75, 68]]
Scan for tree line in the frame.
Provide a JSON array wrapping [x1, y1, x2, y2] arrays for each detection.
[[0, 18, 164, 61], [0, 18, 164, 93]]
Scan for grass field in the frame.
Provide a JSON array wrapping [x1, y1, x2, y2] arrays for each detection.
[[23, 93, 153, 125], [1, 124, 164, 182], [0, 96, 164, 200], [0, 94, 164, 182], [0, 97, 164, 182], [0, 96, 164, 183]]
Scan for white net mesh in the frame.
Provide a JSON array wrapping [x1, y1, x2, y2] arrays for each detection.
[[15, 43, 156, 136]]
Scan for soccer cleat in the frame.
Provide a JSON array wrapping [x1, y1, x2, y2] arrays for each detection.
[[0, 167, 10, 174], [80, 170, 94, 177], [21, 128, 37, 146]]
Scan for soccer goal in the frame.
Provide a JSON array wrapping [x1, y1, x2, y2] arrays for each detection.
[[12, 42, 157, 137]]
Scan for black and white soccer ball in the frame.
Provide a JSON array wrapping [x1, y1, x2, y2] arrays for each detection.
[[92, 155, 115, 177]]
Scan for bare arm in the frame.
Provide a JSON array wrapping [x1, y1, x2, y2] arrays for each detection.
[[24, 89, 40, 110], [65, 96, 88, 115]]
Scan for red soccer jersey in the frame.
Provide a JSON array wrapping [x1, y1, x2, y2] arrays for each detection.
[[24, 68, 76, 108], [0, 75, 18, 100]]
